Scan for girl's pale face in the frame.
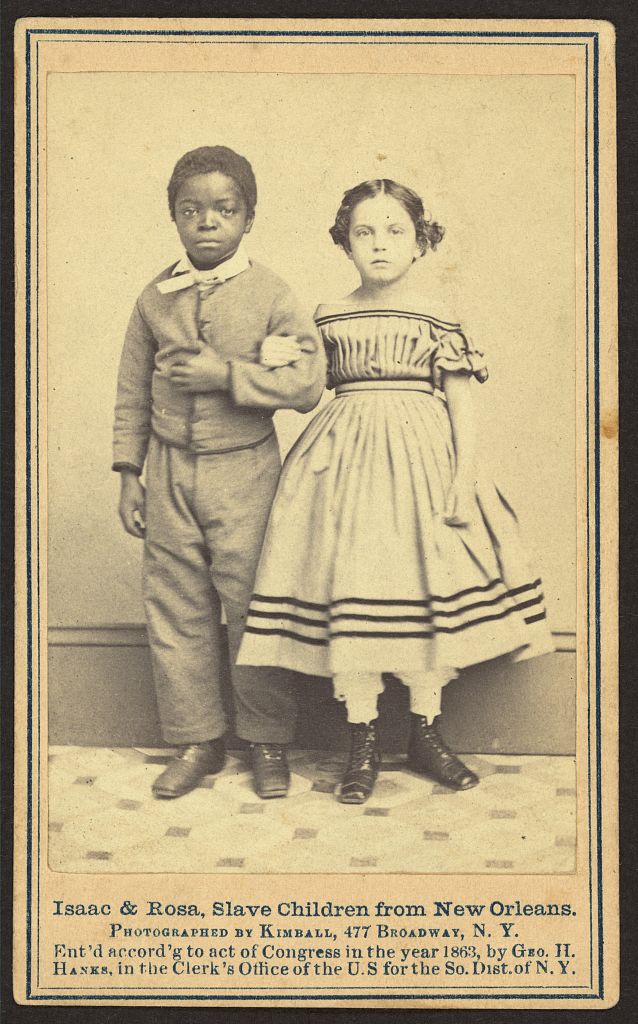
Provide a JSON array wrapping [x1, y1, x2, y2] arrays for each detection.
[[347, 194, 422, 287]]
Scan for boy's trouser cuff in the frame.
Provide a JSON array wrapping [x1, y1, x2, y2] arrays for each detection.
[[236, 730, 296, 746], [160, 724, 227, 746]]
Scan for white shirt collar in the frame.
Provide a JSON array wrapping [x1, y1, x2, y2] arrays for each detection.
[[157, 244, 250, 293]]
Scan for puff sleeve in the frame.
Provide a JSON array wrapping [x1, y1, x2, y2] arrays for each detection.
[[430, 323, 488, 389]]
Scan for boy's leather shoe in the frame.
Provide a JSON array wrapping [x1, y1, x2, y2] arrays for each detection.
[[407, 715, 479, 791], [251, 743, 290, 799], [152, 739, 225, 799], [339, 722, 379, 804]]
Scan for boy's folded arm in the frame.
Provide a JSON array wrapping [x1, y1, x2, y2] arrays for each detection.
[[227, 288, 326, 413], [112, 299, 156, 473]]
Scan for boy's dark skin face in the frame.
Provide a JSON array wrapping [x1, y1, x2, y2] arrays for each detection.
[[173, 171, 253, 270]]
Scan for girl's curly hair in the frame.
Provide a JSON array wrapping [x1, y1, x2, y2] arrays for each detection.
[[329, 179, 444, 257]]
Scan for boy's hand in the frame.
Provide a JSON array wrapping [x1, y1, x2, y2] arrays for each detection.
[[169, 340, 229, 392], [444, 476, 476, 528], [119, 472, 146, 539], [260, 335, 302, 367]]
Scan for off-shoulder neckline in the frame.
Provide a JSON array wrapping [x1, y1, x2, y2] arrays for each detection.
[[314, 307, 461, 331]]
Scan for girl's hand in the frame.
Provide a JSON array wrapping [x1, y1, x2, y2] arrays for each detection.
[[119, 472, 146, 539], [260, 334, 302, 367], [444, 477, 476, 528], [169, 340, 229, 392]]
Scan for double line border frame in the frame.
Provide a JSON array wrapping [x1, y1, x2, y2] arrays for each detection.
[[14, 20, 616, 1007]]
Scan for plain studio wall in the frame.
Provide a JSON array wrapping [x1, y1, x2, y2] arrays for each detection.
[[46, 72, 576, 751]]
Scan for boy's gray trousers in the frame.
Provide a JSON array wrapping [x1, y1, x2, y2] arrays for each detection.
[[142, 434, 297, 745]]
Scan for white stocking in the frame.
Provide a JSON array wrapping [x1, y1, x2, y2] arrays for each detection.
[[398, 669, 456, 723], [333, 672, 384, 724]]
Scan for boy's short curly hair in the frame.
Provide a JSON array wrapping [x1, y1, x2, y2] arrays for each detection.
[[167, 146, 257, 219], [329, 179, 444, 257]]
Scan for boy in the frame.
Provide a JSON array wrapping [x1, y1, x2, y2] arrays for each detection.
[[113, 146, 325, 800]]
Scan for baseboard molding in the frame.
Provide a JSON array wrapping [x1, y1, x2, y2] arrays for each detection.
[[49, 624, 577, 652], [49, 625, 149, 647], [48, 629, 576, 754]]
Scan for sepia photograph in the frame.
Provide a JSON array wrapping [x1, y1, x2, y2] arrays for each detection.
[[14, 17, 617, 1008], [45, 66, 575, 876]]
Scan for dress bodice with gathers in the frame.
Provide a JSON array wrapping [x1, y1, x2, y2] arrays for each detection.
[[314, 308, 488, 390]]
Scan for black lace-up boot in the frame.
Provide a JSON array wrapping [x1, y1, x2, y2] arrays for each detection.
[[338, 722, 380, 804], [407, 715, 479, 790], [251, 743, 290, 799]]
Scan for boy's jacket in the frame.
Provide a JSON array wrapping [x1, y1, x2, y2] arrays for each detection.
[[113, 258, 326, 472]]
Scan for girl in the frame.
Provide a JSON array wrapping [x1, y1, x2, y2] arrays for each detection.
[[238, 179, 554, 804]]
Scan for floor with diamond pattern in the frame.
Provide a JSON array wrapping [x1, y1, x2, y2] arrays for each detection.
[[48, 747, 576, 874]]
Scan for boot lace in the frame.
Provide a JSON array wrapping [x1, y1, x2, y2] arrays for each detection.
[[421, 724, 452, 759], [349, 725, 377, 769], [256, 744, 285, 763]]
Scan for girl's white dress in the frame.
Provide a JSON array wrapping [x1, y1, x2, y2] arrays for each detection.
[[237, 309, 554, 678]]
